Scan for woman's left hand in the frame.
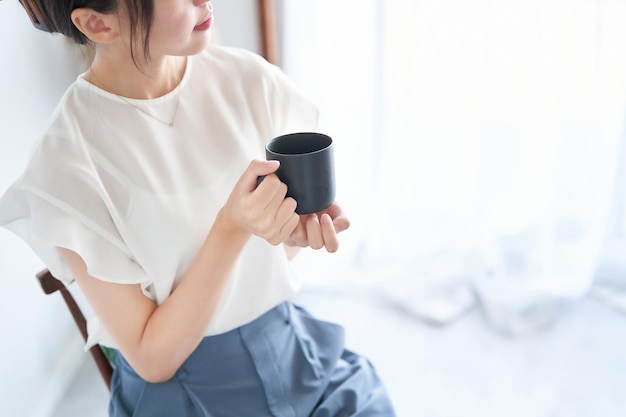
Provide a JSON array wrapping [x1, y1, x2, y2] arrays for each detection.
[[284, 202, 350, 253]]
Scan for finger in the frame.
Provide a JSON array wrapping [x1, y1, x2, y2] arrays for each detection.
[[332, 216, 351, 233], [249, 181, 291, 238], [288, 217, 308, 247], [274, 197, 298, 230], [269, 211, 299, 246], [240, 176, 285, 230], [262, 196, 296, 245], [320, 213, 340, 253], [259, 177, 288, 213], [319, 202, 350, 233], [280, 212, 301, 243], [235, 160, 280, 194], [305, 214, 325, 250]]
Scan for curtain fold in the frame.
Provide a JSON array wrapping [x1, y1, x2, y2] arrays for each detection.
[[282, 0, 626, 335]]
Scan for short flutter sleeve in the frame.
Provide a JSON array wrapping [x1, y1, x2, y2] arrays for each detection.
[[0, 132, 150, 288], [266, 62, 320, 136], [228, 47, 319, 137]]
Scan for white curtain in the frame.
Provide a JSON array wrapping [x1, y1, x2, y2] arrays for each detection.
[[282, 0, 626, 335]]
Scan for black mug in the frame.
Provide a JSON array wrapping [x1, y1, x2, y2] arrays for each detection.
[[265, 132, 336, 215]]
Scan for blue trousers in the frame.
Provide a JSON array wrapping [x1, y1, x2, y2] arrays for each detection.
[[108, 302, 396, 417]]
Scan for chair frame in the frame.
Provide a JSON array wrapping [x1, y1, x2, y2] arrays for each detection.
[[258, 0, 279, 65], [36, 270, 114, 390]]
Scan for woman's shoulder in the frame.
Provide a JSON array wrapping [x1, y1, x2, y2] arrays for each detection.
[[195, 44, 279, 78], [41, 80, 96, 141], [18, 83, 99, 184]]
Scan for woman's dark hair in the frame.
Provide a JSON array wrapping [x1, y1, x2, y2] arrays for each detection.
[[28, 0, 154, 66]]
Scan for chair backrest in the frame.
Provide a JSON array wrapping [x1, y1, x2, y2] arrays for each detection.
[[36, 269, 113, 390], [258, 0, 279, 65]]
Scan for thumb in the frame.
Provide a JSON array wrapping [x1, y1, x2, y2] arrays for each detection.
[[236, 159, 280, 192], [253, 159, 280, 176]]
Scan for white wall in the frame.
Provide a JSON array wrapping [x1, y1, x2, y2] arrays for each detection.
[[0, 1, 262, 416]]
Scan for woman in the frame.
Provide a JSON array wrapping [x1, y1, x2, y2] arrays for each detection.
[[0, 0, 396, 415]]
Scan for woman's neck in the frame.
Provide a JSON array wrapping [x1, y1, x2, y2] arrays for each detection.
[[87, 52, 187, 99]]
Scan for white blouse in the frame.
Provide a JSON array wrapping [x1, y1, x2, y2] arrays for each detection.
[[0, 44, 319, 349]]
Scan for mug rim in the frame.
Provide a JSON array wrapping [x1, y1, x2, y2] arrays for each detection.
[[266, 132, 332, 156]]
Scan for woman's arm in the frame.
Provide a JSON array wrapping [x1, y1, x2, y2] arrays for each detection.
[[59, 215, 247, 382], [60, 160, 298, 383]]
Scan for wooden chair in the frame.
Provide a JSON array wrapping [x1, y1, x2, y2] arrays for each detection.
[[258, 0, 279, 65], [36, 269, 114, 389], [35, 0, 280, 390]]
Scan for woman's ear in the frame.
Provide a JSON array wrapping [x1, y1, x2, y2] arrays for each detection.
[[70, 8, 119, 44]]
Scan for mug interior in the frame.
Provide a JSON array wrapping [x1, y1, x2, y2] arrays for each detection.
[[266, 133, 332, 155]]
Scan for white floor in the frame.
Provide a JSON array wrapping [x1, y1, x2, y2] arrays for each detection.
[[50, 285, 626, 417]]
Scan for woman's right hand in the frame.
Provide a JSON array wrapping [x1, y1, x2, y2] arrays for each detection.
[[218, 159, 300, 246]]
